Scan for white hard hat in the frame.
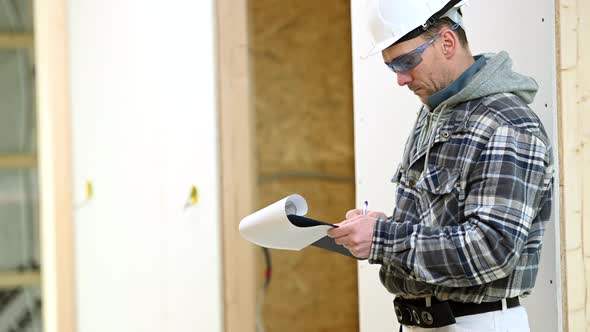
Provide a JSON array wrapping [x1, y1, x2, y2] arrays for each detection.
[[365, 0, 469, 56]]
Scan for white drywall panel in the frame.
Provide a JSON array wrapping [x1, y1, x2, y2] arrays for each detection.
[[351, 1, 561, 331], [69, 1, 221, 331], [156, 3, 221, 330]]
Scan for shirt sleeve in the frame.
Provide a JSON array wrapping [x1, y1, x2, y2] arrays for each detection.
[[368, 125, 553, 287]]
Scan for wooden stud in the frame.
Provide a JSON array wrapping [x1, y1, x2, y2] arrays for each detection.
[[217, 0, 257, 332], [0, 32, 34, 49], [580, 0, 590, 326], [557, 0, 590, 329], [34, 0, 77, 331], [554, 1, 568, 330], [0, 154, 37, 169], [0, 271, 41, 289]]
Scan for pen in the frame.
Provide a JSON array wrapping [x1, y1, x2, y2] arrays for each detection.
[[362, 200, 368, 216]]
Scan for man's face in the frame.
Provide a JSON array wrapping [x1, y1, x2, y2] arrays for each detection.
[[381, 35, 446, 105]]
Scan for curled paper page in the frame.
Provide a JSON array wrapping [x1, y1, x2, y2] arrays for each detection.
[[239, 194, 335, 250]]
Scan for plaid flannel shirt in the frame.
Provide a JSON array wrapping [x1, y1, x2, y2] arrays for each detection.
[[369, 92, 554, 303]]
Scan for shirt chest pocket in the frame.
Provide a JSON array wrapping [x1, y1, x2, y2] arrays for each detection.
[[414, 165, 465, 226]]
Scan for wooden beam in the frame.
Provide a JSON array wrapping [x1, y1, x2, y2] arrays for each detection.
[[557, 0, 590, 330], [0, 154, 37, 169], [34, 0, 77, 331], [554, 1, 568, 331], [0, 32, 34, 49], [0, 271, 41, 289], [217, 0, 257, 331]]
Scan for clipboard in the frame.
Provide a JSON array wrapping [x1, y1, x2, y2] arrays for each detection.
[[239, 194, 359, 258], [286, 214, 358, 259]]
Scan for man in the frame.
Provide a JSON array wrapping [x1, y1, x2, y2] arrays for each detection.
[[327, 0, 554, 331]]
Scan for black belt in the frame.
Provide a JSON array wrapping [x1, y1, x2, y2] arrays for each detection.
[[450, 297, 520, 317], [394, 296, 520, 329]]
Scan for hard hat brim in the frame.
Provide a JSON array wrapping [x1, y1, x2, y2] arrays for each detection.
[[365, 36, 399, 58]]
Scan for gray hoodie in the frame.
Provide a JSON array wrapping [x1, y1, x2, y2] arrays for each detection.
[[443, 51, 538, 107]]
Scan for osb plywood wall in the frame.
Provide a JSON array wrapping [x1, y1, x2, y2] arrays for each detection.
[[249, 1, 359, 331], [558, 0, 590, 330]]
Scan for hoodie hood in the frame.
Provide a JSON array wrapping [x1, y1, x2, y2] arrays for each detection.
[[440, 51, 539, 109]]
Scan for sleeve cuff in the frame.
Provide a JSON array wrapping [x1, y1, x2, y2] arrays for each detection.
[[368, 217, 389, 264], [367, 218, 416, 278]]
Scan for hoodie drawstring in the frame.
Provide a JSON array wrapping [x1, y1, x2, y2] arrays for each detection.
[[400, 108, 424, 174], [423, 105, 446, 172]]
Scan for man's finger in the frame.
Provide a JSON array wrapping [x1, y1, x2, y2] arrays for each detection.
[[327, 225, 350, 238], [345, 208, 362, 219], [334, 234, 351, 246], [338, 214, 366, 227]]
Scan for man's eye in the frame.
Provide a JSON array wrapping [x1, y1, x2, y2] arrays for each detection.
[[396, 55, 415, 67]]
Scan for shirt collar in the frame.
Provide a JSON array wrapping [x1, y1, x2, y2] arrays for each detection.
[[428, 55, 486, 110]]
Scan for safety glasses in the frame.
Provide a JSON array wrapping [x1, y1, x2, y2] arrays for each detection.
[[385, 23, 459, 73]]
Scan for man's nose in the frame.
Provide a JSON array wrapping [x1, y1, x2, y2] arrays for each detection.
[[396, 71, 413, 86]]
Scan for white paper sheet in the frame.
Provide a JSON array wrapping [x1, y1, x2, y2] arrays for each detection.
[[239, 194, 334, 250]]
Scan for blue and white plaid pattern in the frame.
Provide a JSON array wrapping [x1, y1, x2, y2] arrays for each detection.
[[369, 92, 554, 303]]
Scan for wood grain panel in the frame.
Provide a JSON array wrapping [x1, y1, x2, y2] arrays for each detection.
[[258, 180, 358, 332], [251, 0, 355, 176], [250, 0, 358, 331], [217, 0, 257, 331], [557, 0, 590, 330], [34, 0, 76, 330]]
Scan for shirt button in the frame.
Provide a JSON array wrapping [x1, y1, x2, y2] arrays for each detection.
[[409, 179, 416, 187], [441, 131, 450, 139]]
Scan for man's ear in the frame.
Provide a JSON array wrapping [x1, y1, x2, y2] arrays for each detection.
[[440, 29, 458, 58]]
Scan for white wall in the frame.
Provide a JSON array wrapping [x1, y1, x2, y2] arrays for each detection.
[[68, 1, 222, 331], [351, 1, 561, 331]]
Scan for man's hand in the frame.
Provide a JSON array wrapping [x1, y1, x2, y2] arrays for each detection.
[[327, 209, 384, 259], [345, 208, 387, 220]]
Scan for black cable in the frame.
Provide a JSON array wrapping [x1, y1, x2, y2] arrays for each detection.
[[257, 248, 273, 332], [262, 247, 272, 289]]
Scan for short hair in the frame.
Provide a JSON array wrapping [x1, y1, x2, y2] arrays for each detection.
[[421, 17, 469, 48]]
